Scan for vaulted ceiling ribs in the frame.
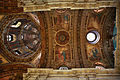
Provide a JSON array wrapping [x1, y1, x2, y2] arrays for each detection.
[[38, 8, 116, 68], [0, 8, 116, 69]]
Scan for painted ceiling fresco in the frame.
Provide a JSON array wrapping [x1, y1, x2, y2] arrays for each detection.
[[41, 8, 116, 68], [3, 18, 41, 57], [0, 7, 116, 79]]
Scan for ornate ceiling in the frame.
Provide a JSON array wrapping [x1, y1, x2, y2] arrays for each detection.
[[0, 8, 116, 68], [0, 0, 119, 80], [40, 8, 116, 69]]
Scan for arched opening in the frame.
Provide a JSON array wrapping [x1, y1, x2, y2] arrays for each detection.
[[7, 34, 16, 42], [11, 22, 21, 28], [14, 50, 22, 55]]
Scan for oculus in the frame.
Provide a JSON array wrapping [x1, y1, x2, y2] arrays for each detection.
[[87, 32, 96, 42], [86, 31, 100, 44]]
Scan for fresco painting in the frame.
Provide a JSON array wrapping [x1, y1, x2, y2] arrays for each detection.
[[54, 14, 70, 31], [87, 45, 102, 62], [55, 45, 70, 62]]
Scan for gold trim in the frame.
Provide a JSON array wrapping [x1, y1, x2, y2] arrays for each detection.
[[21, 1, 117, 12]]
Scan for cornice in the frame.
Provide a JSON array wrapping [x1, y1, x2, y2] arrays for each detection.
[[17, 0, 118, 12]]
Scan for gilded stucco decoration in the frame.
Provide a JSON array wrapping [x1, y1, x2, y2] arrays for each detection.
[[0, 14, 42, 62], [0, 0, 120, 80], [3, 18, 41, 57]]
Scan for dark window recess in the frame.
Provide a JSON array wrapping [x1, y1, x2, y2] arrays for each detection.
[[14, 50, 21, 55]]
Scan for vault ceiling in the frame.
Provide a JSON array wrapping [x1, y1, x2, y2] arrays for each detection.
[[0, 8, 116, 69], [38, 8, 116, 68], [0, 0, 119, 79]]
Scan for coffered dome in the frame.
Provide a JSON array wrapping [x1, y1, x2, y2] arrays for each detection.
[[3, 18, 41, 58]]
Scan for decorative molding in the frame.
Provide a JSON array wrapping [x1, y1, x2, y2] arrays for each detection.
[[17, 0, 118, 12], [0, 14, 42, 62], [23, 68, 120, 80]]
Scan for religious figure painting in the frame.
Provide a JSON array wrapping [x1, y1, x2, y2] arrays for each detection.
[[53, 13, 70, 31], [87, 45, 102, 62], [55, 45, 70, 62]]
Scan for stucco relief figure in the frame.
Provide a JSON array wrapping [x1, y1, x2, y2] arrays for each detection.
[[55, 46, 69, 62]]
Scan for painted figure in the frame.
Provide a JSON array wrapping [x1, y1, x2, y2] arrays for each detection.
[[56, 46, 69, 62], [54, 14, 70, 30], [88, 47, 101, 61], [92, 48, 98, 58]]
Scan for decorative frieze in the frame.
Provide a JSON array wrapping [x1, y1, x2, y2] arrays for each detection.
[[17, 0, 117, 12], [23, 68, 120, 80]]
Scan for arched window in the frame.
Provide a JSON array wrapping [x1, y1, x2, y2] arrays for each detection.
[[11, 22, 21, 28], [7, 34, 16, 42], [14, 50, 22, 55], [7, 35, 13, 41]]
